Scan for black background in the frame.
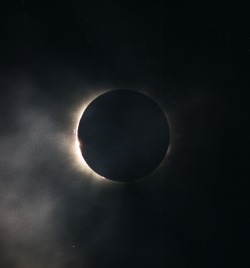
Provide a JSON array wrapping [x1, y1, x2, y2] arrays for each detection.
[[0, 1, 249, 267]]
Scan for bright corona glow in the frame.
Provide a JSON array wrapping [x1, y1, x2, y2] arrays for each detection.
[[69, 90, 107, 181]]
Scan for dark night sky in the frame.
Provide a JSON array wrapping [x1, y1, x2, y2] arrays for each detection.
[[0, 1, 249, 267]]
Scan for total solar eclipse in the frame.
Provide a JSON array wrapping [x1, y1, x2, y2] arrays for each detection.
[[77, 89, 170, 182]]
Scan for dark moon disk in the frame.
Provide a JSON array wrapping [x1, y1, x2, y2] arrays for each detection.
[[78, 89, 170, 182]]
